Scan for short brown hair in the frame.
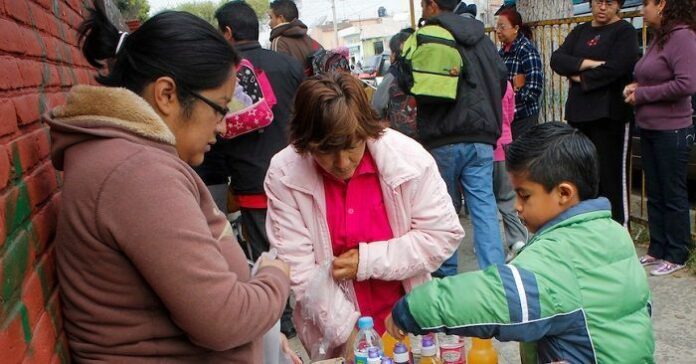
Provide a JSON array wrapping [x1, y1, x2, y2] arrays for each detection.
[[290, 72, 385, 154]]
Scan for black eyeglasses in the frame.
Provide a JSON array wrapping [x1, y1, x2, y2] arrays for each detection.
[[182, 87, 229, 120]]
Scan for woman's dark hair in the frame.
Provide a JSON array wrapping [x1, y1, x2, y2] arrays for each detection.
[[270, 0, 299, 22], [499, 9, 533, 41], [507, 122, 599, 201], [78, 3, 239, 115], [649, 0, 696, 49], [389, 31, 412, 58], [215, 1, 259, 41], [290, 73, 385, 154]]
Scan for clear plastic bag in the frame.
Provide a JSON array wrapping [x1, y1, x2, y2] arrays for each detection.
[[301, 262, 355, 360]]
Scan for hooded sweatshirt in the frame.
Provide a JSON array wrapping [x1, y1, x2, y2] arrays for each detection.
[[416, 12, 508, 149], [46, 85, 290, 363], [270, 19, 322, 71]]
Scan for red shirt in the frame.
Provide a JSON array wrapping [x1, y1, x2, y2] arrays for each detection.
[[321, 150, 405, 335]]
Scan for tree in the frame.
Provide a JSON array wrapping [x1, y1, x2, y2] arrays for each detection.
[[516, 0, 572, 22], [172, 0, 270, 26], [116, 0, 150, 22]]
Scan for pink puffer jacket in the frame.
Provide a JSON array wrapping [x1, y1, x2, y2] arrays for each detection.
[[264, 129, 465, 359]]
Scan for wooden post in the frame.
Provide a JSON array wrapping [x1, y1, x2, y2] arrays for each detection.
[[409, 0, 416, 29]]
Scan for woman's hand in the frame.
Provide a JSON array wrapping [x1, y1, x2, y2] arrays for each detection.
[[259, 257, 291, 277], [332, 249, 359, 281], [569, 75, 581, 83], [580, 59, 605, 71], [385, 314, 407, 340], [280, 333, 303, 364], [623, 82, 638, 105]]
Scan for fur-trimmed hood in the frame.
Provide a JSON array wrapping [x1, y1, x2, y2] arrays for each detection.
[[47, 85, 177, 170]]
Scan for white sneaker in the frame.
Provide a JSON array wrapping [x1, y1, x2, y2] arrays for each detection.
[[506, 241, 526, 263]]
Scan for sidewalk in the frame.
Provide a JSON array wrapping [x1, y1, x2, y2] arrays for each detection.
[[289, 213, 696, 363]]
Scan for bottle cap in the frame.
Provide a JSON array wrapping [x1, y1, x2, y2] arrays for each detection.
[[358, 316, 375, 330], [381, 358, 395, 364], [368, 347, 381, 358], [421, 336, 437, 356], [394, 342, 408, 354]]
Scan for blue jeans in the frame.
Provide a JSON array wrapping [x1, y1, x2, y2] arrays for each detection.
[[431, 143, 505, 273], [641, 126, 694, 265]]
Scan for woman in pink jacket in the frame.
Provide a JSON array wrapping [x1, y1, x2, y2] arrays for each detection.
[[264, 73, 464, 359]]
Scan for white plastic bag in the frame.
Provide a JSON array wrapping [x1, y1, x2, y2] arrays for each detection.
[[301, 262, 354, 360]]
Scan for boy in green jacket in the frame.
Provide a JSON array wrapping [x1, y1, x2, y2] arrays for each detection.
[[386, 122, 654, 363]]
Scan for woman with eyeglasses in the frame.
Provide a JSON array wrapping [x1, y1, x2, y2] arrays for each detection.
[[625, 0, 696, 276], [550, 0, 640, 227], [495, 9, 544, 139], [46, 3, 290, 362]]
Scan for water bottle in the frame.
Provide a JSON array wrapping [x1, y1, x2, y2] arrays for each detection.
[[393, 342, 411, 364], [368, 347, 382, 364], [354, 316, 383, 364], [419, 335, 442, 364]]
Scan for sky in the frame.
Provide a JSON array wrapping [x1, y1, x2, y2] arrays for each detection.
[[148, 0, 409, 27]]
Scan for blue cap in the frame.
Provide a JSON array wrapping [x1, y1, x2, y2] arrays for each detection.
[[381, 358, 394, 364], [368, 347, 380, 358], [358, 316, 374, 330]]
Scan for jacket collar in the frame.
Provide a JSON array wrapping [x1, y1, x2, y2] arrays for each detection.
[[533, 197, 612, 238], [280, 130, 421, 195], [234, 41, 262, 53], [50, 85, 176, 145]]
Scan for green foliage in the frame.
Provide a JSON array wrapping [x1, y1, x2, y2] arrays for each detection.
[[172, 0, 269, 26], [116, 0, 150, 22]]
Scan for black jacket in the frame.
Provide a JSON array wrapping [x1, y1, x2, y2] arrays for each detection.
[[195, 42, 304, 194], [416, 12, 507, 149], [550, 20, 639, 123]]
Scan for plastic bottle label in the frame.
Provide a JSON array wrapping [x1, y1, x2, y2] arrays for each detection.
[[394, 352, 410, 363], [355, 350, 368, 364]]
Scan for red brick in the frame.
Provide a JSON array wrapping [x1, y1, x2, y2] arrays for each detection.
[[31, 200, 57, 254], [0, 57, 23, 90], [35, 0, 53, 11], [4, 0, 31, 27], [22, 310, 57, 364], [0, 19, 26, 54], [35, 127, 50, 160], [0, 98, 19, 137], [0, 229, 37, 303], [10, 130, 40, 173], [18, 60, 44, 89], [26, 162, 58, 209], [20, 269, 46, 332], [0, 307, 29, 364], [21, 28, 43, 58], [13, 94, 41, 126], [43, 36, 59, 62], [0, 145, 10, 189], [45, 283, 61, 332]]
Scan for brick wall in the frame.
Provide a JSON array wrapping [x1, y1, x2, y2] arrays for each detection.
[[0, 1, 94, 362]]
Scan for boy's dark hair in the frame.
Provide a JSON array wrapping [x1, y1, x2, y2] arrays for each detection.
[[506, 122, 600, 200], [389, 31, 411, 57], [428, 0, 459, 11], [270, 0, 299, 22], [215, 1, 259, 41], [78, 3, 238, 116]]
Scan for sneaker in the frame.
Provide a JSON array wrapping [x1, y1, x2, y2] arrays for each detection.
[[639, 255, 661, 266], [505, 241, 526, 263], [650, 262, 685, 276]]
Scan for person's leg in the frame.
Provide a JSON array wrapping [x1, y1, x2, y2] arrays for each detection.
[[240, 208, 270, 261], [640, 129, 666, 261], [206, 183, 229, 215], [656, 127, 694, 265], [430, 145, 464, 277], [459, 143, 505, 269], [493, 161, 527, 252], [511, 114, 539, 141]]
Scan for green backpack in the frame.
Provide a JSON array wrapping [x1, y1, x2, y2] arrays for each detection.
[[399, 25, 464, 103]]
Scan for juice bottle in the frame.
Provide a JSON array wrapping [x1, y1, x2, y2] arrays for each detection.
[[382, 331, 411, 358], [418, 336, 441, 364], [466, 338, 497, 364], [393, 342, 411, 364], [354, 317, 383, 364]]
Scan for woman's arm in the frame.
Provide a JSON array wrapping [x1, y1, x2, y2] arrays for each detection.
[[579, 23, 640, 92], [357, 158, 465, 282], [550, 25, 584, 76]]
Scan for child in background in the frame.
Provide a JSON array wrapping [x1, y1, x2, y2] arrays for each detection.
[[496, 81, 528, 261], [386, 122, 654, 363]]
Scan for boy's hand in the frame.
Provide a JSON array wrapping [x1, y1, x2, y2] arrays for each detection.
[[332, 249, 359, 281], [385, 314, 407, 340]]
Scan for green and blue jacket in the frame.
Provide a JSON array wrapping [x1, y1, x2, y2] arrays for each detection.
[[392, 198, 654, 363]]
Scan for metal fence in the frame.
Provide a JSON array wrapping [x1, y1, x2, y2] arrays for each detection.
[[486, 10, 646, 123]]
